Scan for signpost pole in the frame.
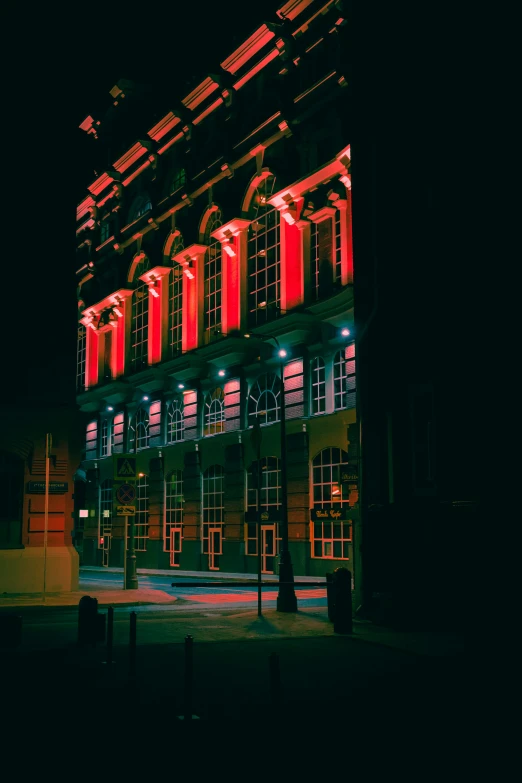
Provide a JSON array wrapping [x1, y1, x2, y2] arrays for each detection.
[[43, 432, 51, 602], [123, 517, 128, 590], [125, 515, 138, 590], [113, 455, 138, 590]]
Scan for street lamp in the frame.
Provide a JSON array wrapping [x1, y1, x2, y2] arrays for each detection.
[[244, 332, 297, 612]]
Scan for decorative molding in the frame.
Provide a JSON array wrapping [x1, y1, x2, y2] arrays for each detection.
[[182, 77, 220, 112], [221, 24, 276, 75], [87, 171, 118, 197], [112, 141, 151, 174], [147, 112, 182, 142]]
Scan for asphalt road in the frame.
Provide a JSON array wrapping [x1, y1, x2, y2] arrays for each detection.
[[82, 569, 329, 609]]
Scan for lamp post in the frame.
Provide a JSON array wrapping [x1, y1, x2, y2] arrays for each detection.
[[245, 332, 297, 612]]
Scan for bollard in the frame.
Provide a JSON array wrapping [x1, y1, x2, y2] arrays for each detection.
[[105, 606, 114, 665], [332, 567, 353, 634], [183, 634, 194, 721], [326, 572, 335, 621], [129, 611, 137, 678], [269, 652, 281, 707]]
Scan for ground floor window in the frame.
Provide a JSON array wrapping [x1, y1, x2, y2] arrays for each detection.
[[135, 475, 149, 552], [165, 470, 183, 566], [202, 465, 224, 569], [310, 520, 351, 559]]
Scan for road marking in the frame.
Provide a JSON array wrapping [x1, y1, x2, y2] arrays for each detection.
[[179, 589, 327, 603]]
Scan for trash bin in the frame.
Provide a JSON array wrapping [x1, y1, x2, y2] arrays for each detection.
[[0, 613, 22, 648], [332, 567, 353, 634], [78, 595, 99, 646]]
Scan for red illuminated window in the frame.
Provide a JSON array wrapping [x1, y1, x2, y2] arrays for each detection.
[[204, 209, 223, 341], [311, 448, 352, 560], [202, 465, 224, 570], [247, 175, 280, 326], [76, 324, 86, 392], [164, 470, 183, 565], [248, 373, 281, 426], [131, 257, 149, 372], [203, 388, 225, 436]]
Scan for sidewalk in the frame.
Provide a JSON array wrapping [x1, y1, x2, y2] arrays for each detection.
[[0, 567, 465, 659]]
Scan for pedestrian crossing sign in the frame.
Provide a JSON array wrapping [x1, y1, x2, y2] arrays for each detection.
[[114, 455, 137, 481]]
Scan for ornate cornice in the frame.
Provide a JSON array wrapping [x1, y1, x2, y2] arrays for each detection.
[[220, 24, 276, 75], [113, 141, 151, 174]]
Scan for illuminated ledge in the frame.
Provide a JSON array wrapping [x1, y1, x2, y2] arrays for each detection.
[[125, 366, 167, 394]]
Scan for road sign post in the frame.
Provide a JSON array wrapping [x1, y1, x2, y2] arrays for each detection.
[[113, 455, 138, 590]]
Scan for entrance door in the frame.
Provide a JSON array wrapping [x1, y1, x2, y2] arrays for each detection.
[[170, 528, 182, 567], [101, 532, 111, 567], [208, 527, 222, 570], [261, 524, 276, 574]]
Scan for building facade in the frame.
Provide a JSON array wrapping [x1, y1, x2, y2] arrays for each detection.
[[75, 0, 358, 582], [0, 405, 80, 593]]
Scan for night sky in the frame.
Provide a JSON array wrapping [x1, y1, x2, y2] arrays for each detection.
[[4, 1, 282, 407]]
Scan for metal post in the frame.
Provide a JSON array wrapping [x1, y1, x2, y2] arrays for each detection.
[[129, 611, 137, 678], [257, 457, 263, 617], [184, 635, 193, 721], [125, 516, 138, 589], [123, 517, 128, 589], [276, 349, 297, 613], [43, 432, 51, 602]]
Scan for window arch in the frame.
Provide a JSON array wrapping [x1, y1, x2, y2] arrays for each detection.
[[202, 464, 224, 570], [310, 357, 326, 415], [128, 193, 152, 223], [200, 205, 222, 244], [130, 407, 149, 451], [245, 456, 281, 556], [99, 479, 113, 547], [247, 174, 280, 326], [311, 448, 352, 560], [204, 387, 225, 436], [248, 373, 281, 426], [164, 470, 183, 565], [167, 397, 184, 443], [131, 256, 149, 372]]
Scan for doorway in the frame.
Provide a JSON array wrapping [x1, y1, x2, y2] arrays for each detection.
[[208, 527, 222, 570], [261, 524, 277, 574]]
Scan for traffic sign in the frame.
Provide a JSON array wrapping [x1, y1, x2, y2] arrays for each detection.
[[116, 505, 135, 516], [114, 455, 137, 481], [116, 482, 136, 504]]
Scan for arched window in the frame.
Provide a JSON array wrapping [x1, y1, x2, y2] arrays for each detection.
[[77, 324, 86, 392], [100, 419, 111, 457], [311, 448, 352, 560], [204, 387, 225, 436], [135, 474, 149, 552], [165, 232, 184, 357], [167, 397, 184, 443], [204, 208, 223, 339], [247, 175, 280, 326], [202, 465, 224, 570], [0, 451, 24, 548], [165, 470, 183, 565], [245, 457, 281, 556], [129, 193, 152, 223], [99, 479, 113, 547], [202, 206, 222, 245], [310, 357, 326, 415], [131, 256, 149, 372], [130, 407, 149, 451], [248, 373, 281, 426]]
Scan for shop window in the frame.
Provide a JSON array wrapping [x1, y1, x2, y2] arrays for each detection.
[[311, 448, 352, 560], [165, 470, 183, 565]]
